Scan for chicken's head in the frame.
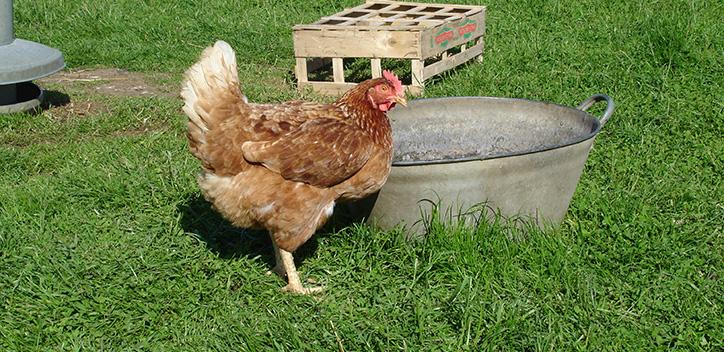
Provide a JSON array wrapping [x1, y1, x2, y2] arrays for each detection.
[[367, 70, 407, 112]]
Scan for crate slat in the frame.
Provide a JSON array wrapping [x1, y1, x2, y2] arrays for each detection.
[[411, 59, 425, 87], [300, 81, 423, 96], [332, 58, 345, 82], [368, 0, 483, 11], [293, 28, 421, 58], [295, 58, 308, 83], [419, 10, 486, 58], [422, 39, 483, 79], [371, 58, 382, 78]]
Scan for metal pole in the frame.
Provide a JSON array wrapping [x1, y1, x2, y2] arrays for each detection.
[[0, 0, 14, 46], [0, 0, 18, 108]]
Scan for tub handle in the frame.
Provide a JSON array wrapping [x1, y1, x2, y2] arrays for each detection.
[[577, 94, 615, 127]]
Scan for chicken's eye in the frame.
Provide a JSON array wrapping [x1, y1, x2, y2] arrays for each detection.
[[380, 85, 388, 92]]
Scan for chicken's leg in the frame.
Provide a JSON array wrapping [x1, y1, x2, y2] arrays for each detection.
[[277, 247, 324, 294], [266, 242, 287, 278]]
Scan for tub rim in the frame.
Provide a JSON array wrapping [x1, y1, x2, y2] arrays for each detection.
[[390, 94, 615, 166]]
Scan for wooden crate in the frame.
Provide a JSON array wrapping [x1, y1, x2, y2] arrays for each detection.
[[293, 0, 486, 95]]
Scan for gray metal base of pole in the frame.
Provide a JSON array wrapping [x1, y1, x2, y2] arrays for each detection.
[[0, 0, 64, 114], [0, 82, 43, 114]]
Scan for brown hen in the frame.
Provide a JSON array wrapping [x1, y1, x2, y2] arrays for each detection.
[[181, 41, 406, 294]]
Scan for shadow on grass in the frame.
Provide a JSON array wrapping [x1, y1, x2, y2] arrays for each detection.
[[9, 89, 70, 115], [177, 193, 322, 267], [42, 90, 71, 109]]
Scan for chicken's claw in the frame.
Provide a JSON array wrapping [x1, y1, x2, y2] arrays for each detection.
[[282, 283, 325, 295]]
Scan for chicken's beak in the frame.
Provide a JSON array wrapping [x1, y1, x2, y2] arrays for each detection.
[[393, 95, 408, 107]]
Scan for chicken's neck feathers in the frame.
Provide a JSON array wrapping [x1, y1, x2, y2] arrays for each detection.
[[333, 84, 392, 149]]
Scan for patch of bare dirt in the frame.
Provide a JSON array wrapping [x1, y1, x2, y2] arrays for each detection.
[[39, 68, 177, 98], [33, 67, 179, 120], [43, 98, 111, 121]]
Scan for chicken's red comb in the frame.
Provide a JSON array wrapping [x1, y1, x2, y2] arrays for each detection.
[[383, 70, 404, 95]]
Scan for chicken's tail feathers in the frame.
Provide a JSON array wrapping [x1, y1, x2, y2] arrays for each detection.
[[181, 40, 248, 161]]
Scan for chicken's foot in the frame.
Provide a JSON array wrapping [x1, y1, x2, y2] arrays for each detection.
[[277, 247, 324, 295]]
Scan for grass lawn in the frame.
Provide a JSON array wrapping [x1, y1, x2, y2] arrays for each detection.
[[2, 0, 722, 350]]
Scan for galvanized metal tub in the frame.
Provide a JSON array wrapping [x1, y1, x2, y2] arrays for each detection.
[[346, 94, 614, 233]]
